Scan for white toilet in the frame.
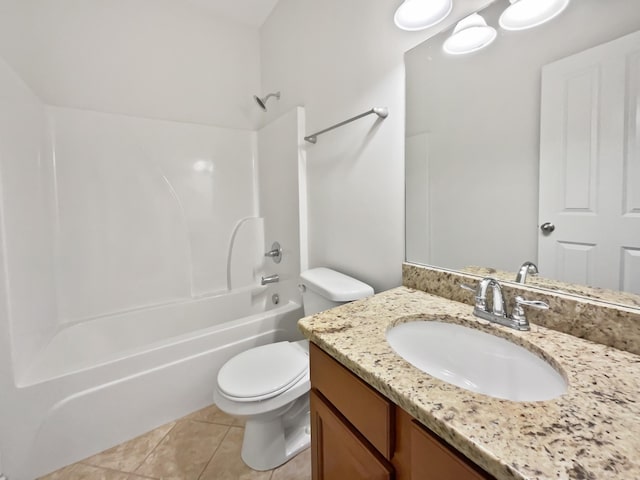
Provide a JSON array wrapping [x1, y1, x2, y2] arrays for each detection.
[[213, 267, 374, 471]]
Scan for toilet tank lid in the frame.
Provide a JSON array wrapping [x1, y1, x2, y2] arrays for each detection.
[[300, 267, 374, 302]]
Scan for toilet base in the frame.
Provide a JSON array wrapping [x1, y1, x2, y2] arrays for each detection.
[[240, 394, 311, 471]]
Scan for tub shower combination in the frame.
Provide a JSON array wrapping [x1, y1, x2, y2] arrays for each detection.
[[8, 208, 302, 480], [0, 63, 305, 480], [19, 283, 302, 478]]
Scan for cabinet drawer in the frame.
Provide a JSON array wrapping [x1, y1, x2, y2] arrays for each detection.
[[309, 342, 393, 459]]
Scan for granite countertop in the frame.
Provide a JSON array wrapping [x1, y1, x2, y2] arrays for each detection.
[[298, 287, 640, 480]]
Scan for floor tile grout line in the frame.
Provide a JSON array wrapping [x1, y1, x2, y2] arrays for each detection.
[[196, 424, 234, 480], [189, 418, 238, 427], [78, 422, 175, 475], [76, 462, 160, 479], [130, 420, 179, 474]]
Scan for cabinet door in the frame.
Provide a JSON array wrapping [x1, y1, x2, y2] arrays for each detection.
[[310, 342, 393, 459], [410, 420, 492, 480], [310, 390, 393, 480]]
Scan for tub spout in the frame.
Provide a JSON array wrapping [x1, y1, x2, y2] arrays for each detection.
[[261, 274, 279, 285]]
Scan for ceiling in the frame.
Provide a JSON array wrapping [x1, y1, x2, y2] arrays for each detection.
[[185, 0, 280, 27]]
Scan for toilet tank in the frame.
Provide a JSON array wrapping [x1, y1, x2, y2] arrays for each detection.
[[299, 268, 374, 316]]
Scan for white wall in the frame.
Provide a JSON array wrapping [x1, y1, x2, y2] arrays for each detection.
[[259, 0, 490, 292], [405, 0, 640, 273], [0, 0, 261, 129]]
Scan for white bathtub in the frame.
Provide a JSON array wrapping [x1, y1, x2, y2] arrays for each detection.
[[8, 288, 303, 479]]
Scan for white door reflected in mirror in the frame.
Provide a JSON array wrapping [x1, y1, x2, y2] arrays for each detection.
[[538, 30, 640, 294]]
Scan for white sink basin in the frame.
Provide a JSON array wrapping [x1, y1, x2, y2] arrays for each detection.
[[386, 321, 567, 401]]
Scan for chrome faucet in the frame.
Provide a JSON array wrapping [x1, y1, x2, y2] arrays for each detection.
[[515, 261, 538, 284], [461, 277, 549, 331], [261, 274, 280, 285], [464, 277, 507, 322]]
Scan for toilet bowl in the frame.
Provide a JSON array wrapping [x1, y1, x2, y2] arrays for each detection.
[[213, 340, 310, 471], [213, 268, 374, 471]]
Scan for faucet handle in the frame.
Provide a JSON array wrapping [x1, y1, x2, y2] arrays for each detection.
[[514, 296, 549, 310], [460, 283, 476, 293], [460, 283, 488, 312], [511, 296, 549, 330], [264, 241, 282, 264]]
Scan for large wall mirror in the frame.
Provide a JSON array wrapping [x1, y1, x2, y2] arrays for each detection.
[[405, 0, 640, 308]]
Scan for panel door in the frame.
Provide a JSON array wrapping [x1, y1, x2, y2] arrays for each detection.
[[539, 30, 640, 293]]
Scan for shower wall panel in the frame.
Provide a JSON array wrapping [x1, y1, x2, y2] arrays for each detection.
[[257, 107, 304, 304], [47, 107, 257, 324], [0, 57, 57, 379]]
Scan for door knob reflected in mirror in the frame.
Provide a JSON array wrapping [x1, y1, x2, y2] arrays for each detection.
[[540, 222, 555, 234]]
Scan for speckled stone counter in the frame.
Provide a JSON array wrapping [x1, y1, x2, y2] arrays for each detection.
[[298, 287, 640, 480]]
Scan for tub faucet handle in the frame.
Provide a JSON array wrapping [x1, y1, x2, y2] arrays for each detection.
[[264, 241, 282, 264]]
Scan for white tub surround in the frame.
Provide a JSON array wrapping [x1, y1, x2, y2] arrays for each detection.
[[0, 50, 306, 478]]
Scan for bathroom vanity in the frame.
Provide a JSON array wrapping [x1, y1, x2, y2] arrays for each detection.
[[310, 342, 492, 479], [298, 265, 640, 480]]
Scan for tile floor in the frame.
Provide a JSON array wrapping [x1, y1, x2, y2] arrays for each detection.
[[39, 405, 311, 480]]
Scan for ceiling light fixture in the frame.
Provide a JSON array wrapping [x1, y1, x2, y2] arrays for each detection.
[[443, 13, 497, 55], [499, 0, 570, 31], [394, 0, 453, 31]]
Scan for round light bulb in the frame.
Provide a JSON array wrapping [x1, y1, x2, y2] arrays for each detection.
[[443, 13, 497, 55], [499, 0, 570, 31], [394, 0, 453, 31]]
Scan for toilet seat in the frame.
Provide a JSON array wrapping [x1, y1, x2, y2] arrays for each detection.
[[217, 341, 309, 402]]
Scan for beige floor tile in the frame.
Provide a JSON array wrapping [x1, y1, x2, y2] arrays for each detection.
[[135, 419, 229, 480], [271, 448, 311, 480], [199, 426, 272, 480], [38, 462, 151, 480], [181, 403, 242, 426], [82, 422, 176, 472]]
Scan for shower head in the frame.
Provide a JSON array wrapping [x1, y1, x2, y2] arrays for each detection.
[[254, 91, 280, 111]]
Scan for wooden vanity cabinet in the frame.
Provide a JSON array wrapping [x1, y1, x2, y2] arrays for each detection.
[[309, 342, 494, 480]]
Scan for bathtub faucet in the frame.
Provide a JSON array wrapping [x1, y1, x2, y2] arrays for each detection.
[[261, 274, 280, 285]]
